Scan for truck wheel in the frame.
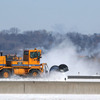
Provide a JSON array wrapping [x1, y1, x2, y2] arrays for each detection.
[[1, 69, 11, 78], [30, 70, 40, 77]]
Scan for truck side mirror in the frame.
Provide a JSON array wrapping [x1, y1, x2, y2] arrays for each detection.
[[0, 52, 3, 56]]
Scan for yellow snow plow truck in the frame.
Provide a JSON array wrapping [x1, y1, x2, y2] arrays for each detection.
[[0, 48, 68, 78]]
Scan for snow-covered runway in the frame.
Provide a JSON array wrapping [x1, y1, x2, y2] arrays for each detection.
[[0, 94, 100, 100]]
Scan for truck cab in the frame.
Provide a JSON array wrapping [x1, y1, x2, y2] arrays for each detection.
[[23, 48, 41, 65]]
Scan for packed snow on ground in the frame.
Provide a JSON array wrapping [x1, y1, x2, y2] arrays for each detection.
[[0, 94, 100, 100], [0, 72, 100, 82], [0, 72, 68, 81]]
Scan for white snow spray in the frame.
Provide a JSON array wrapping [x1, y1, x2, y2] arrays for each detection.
[[41, 37, 100, 77]]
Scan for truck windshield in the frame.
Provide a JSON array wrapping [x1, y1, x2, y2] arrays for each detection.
[[30, 52, 40, 58]]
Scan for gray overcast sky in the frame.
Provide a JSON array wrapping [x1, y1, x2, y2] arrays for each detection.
[[0, 0, 100, 34]]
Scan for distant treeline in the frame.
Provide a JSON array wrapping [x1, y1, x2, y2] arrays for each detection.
[[0, 27, 100, 56]]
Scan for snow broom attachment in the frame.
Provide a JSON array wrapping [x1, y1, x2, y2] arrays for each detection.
[[50, 64, 69, 72], [59, 64, 69, 72]]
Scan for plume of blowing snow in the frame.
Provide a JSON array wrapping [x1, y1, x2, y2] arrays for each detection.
[[41, 38, 100, 76]]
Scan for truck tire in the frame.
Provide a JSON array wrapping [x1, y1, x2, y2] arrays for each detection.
[[29, 70, 40, 77], [1, 69, 11, 78]]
